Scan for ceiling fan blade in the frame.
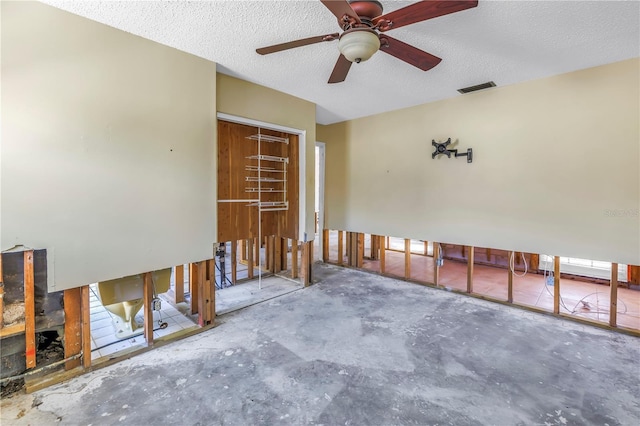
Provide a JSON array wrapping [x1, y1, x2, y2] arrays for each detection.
[[373, 0, 478, 31], [379, 35, 442, 71], [257, 33, 339, 55], [328, 54, 352, 84], [320, 0, 361, 26]]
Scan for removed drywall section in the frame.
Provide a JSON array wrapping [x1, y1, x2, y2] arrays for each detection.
[[1, 2, 217, 291], [217, 74, 316, 241], [320, 59, 640, 265]]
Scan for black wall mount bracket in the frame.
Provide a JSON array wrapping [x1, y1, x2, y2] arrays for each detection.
[[431, 138, 473, 163]]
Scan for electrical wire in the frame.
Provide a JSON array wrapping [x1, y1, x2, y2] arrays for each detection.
[[510, 251, 528, 277], [214, 253, 234, 290], [539, 256, 629, 316]]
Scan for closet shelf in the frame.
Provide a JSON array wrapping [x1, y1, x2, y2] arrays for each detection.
[[245, 134, 289, 144], [246, 154, 288, 163]]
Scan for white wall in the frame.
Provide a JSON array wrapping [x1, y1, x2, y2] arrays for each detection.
[[319, 59, 640, 265], [1, 2, 218, 290]]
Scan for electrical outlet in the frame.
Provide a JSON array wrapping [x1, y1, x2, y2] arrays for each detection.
[[151, 298, 162, 311]]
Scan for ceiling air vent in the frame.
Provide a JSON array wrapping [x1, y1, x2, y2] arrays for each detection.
[[457, 81, 496, 94]]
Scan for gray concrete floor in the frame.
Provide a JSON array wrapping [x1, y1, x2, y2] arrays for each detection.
[[2, 264, 639, 425]]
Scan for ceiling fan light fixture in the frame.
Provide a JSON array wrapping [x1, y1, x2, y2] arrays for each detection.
[[338, 28, 380, 63]]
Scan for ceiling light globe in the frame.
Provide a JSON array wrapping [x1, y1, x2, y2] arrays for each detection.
[[338, 29, 380, 63]]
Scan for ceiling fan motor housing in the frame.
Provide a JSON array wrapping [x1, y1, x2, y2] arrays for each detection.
[[348, 0, 384, 21]]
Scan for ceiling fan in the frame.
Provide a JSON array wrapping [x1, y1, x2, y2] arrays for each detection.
[[256, 0, 478, 83]]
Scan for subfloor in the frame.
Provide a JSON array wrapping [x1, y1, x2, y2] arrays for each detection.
[[2, 264, 638, 425]]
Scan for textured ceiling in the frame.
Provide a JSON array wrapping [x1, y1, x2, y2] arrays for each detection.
[[42, 0, 640, 125]]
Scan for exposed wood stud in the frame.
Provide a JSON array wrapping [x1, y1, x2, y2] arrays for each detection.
[[197, 262, 206, 326], [610, 263, 618, 327], [386, 236, 390, 250], [254, 237, 259, 267], [231, 240, 238, 284], [81, 285, 91, 369], [267, 236, 275, 272], [238, 240, 247, 262], [433, 242, 440, 286], [202, 260, 215, 325], [467, 246, 474, 293], [357, 233, 364, 268], [174, 265, 185, 303], [190, 263, 199, 315], [530, 254, 540, 272], [379, 235, 386, 274], [0, 254, 3, 329], [143, 272, 154, 346], [247, 239, 254, 279], [424, 241, 429, 256], [405, 239, 411, 279], [486, 248, 491, 261], [63, 288, 82, 370], [322, 230, 330, 262], [349, 232, 357, 267], [370, 235, 379, 260], [507, 252, 514, 303], [301, 242, 312, 286], [291, 240, 299, 279], [553, 256, 560, 314], [274, 236, 282, 272], [24, 250, 36, 369], [281, 238, 288, 271], [338, 231, 344, 265]]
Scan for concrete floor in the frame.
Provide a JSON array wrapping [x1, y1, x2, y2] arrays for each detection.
[[2, 263, 639, 425]]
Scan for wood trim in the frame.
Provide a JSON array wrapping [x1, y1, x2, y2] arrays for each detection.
[[174, 265, 185, 303], [379, 235, 386, 274], [63, 288, 82, 370], [467, 246, 474, 293], [143, 272, 154, 346], [610, 263, 618, 327], [404, 239, 411, 279], [231, 240, 238, 284], [81, 285, 91, 369], [189, 263, 199, 315], [337, 231, 344, 265], [553, 256, 560, 314], [24, 250, 36, 369]]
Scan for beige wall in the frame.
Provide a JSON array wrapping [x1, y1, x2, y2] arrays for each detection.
[[217, 74, 317, 240], [319, 59, 640, 265], [1, 2, 218, 291]]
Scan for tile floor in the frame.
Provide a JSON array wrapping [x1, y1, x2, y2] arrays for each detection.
[[89, 283, 198, 360], [325, 231, 640, 331]]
